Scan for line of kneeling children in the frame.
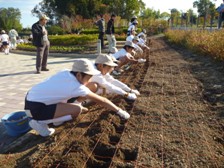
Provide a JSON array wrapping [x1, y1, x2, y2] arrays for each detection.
[[25, 31, 150, 137]]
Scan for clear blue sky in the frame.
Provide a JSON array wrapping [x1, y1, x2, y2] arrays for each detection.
[[0, 0, 222, 28]]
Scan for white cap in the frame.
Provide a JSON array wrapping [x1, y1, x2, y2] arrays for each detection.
[[133, 36, 140, 42], [39, 13, 50, 20], [124, 41, 135, 48], [72, 59, 100, 75], [95, 54, 118, 67]]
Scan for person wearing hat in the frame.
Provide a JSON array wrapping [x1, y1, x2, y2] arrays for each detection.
[[128, 15, 138, 27], [137, 29, 146, 40], [0, 30, 10, 55], [126, 31, 143, 54], [106, 14, 116, 53], [137, 30, 150, 51], [32, 13, 50, 74], [127, 19, 138, 36], [85, 54, 140, 101], [25, 59, 130, 137], [111, 41, 139, 75], [132, 36, 144, 55]]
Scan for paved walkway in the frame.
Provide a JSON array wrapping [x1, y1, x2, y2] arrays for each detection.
[[0, 51, 98, 148]]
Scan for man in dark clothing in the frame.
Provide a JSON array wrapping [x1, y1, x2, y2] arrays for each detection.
[[217, 0, 224, 29], [95, 14, 105, 48], [106, 14, 116, 53], [32, 13, 50, 74]]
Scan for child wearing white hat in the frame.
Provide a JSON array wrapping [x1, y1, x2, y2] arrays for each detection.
[[111, 41, 139, 75], [88, 54, 140, 101], [25, 59, 130, 137], [127, 20, 138, 36]]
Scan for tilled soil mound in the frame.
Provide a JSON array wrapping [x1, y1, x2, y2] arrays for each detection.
[[0, 36, 224, 168]]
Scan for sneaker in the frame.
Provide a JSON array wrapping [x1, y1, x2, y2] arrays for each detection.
[[117, 109, 130, 119], [41, 68, 49, 71], [29, 119, 55, 137], [112, 70, 121, 76]]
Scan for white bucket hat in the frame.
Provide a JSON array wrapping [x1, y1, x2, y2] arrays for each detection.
[[124, 41, 135, 48], [95, 54, 118, 67], [72, 59, 100, 75], [133, 36, 140, 42]]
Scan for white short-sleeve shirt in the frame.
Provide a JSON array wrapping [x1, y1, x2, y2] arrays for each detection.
[[27, 70, 90, 105], [112, 48, 129, 59], [0, 34, 9, 42], [126, 35, 134, 42]]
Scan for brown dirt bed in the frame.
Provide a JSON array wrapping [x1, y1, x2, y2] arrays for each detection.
[[0, 36, 224, 167]]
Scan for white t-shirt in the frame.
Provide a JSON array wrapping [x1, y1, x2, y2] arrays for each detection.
[[112, 48, 131, 59], [126, 35, 134, 42], [128, 24, 136, 32], [27, 70, 90, 105], [90, 73, 131, 95], [0, 34, 9, 42]]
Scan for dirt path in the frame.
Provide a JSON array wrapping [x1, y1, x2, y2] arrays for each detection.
[[0, 37, 224, 167]]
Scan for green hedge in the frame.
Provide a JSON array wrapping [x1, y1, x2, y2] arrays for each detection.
[[17, 33, 126, 52], [49, 34, 98, 45], [17, 43, 85, 52]]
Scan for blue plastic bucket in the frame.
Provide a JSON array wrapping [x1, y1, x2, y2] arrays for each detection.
[[1, 111, 31, 137]]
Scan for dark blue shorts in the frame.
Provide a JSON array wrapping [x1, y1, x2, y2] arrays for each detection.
[[24, 99, 57, 120], [2, 42, 9, 46]]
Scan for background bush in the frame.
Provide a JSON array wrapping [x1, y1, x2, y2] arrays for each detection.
[[49, 34, 98, 45], [164, 29, 224, 60]]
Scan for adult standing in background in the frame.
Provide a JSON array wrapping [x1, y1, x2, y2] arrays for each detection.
[[94, 14, 105, 49], [9, 28, 18, 50], [32, 13, 50, 74], [106, 14, 116, 53], [217, 0, 224, 29]]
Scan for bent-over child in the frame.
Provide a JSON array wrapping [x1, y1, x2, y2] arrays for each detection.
[[25, 59, 130, 137]]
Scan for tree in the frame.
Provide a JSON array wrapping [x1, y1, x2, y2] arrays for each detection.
[[140, 8, 160, 20], [193, 0, 215, 29], [170, 8, 180, 27], [207, 2, 217, 29], [0, 7, 22, 31], [32, 0, 146, 21], [160, 12, 170, 20]]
